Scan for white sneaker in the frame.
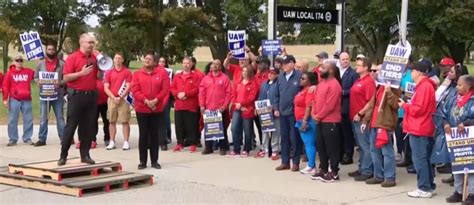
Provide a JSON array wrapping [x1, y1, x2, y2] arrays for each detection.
[[106, 141, 116, 150], [122, 141, 130, 150], [299, 166, 316, 175], [407, 189, 433, 198]]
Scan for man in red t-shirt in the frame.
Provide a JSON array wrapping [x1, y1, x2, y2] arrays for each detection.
[[312, 51, 328, 79], [58, 33, 101, 166], [104, 53, 132, 151]]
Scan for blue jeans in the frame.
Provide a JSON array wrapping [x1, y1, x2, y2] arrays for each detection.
[[296, 119, 317, 168], [369, 128, 395, 181], [38, 99, 65, 143], [280, 115, 303, 165], [8, 99, 33, 143], [410, 135, 436, 192], [231, 110, 254, 153], [353, 121, 373, 176]]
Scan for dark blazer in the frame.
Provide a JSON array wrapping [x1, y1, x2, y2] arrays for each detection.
[[341, 66, 359, 115]]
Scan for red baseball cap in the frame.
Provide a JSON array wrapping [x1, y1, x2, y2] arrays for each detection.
[[439, 57, 455, 66]]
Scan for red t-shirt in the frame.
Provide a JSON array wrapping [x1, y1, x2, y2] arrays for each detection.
[[63, 50, 98, 91], [294, 87, 313, 121], [96, 80, 108, 104], [349, 74, 376, 121], [45, 58, 58, 72], [370, 87, 385, 128], [104, 67, 133, 97]]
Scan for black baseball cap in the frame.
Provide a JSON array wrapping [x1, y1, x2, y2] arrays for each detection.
[[282, 55, 296, 64], [316, 51, 328, 59], [412, 62, 429, 74]]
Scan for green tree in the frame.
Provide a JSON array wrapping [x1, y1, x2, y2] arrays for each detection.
[[409, 0, 474, 64]]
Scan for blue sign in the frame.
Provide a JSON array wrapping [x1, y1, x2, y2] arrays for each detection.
[[19, 31, 45, 60], [38, 71, 59, 101], [261, 40, 282, 56], [227, 30, 246, 59], [203, 110, 225, 141], [255, 100, 276, 133], [446, 126, 474, 174], [126, 92, 134, 107]]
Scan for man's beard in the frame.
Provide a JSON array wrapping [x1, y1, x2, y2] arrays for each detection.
[[321, 71, 329, 79], [47, 53, 56, 59]]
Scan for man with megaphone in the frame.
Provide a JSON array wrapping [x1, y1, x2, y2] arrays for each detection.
[[58, 33, 106, 166]]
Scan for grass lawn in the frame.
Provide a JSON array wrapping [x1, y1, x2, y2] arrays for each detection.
[[0, 60, 472, 124]]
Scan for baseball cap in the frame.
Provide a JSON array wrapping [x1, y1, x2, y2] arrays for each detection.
[[412, 62, 429, 74], [439, 57, 455, 66], [256, 56, 270, 65], [282, 55, 296, 64], [13, 55, 24, 61], [333, 51, 341, 58], [418, 58, 433, 70], [356, 54, 365, 60], [316, 51, 329, 59]]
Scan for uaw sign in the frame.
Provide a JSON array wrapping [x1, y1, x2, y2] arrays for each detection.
[[377, 44, 411, 89], [261, 40, 282, 56], [277, 6, 338, 24], [19, 31, 45, 60], [446, 126, 474, 174], [227, 30, 246, 59]]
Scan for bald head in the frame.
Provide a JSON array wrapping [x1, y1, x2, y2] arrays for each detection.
[[339, 52, 351, 69], [79, 33, 95, 55]]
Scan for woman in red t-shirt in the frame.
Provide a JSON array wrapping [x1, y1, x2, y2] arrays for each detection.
[[294, 72, 318, 175]]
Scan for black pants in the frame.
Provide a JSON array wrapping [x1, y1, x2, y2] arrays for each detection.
[[205, 110, 230, 151], [341, 114, 354, 158], [61, 91, 98, 159], [93, 103, 110, 142], [136, 112, 163, 164], [175, 110, 199, 146], [317, 122, 342, 173]]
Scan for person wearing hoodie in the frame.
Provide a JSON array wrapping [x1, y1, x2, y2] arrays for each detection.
[[444, 75, 474, 204], [2, 55, 35, 146], [199, 59, 232, 155], [255, 66, 281, 160], [229, 65, 259, 157], [399, 62, 437, 198], [132, 52, 170, 170], [170, 57, 201, 153]]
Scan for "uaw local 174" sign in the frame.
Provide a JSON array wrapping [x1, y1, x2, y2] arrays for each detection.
[[277, 6, 338, 24]]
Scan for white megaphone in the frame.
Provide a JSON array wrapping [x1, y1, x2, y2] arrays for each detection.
[[96, 53, 113, 71]]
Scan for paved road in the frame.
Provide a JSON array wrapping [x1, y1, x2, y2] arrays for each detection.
[[0, 125, 452, 204]]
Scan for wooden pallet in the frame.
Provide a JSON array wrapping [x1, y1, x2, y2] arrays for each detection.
[[8, 158, 122, 181], [0, 167, 154, 197]]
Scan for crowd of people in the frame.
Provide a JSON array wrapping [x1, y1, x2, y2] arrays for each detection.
[[1, 33, 474, 203]]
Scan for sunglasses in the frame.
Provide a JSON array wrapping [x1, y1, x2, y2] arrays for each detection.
[[15, 59, 24, 63]]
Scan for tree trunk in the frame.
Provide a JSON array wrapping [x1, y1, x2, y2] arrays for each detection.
[[3, 40, 9, 73], [447, 41, 466, 64]]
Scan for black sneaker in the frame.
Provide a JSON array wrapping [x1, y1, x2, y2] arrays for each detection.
[[320, 172, 340, 183], [57, 158, 67, 166], [33, 141, 46, 147], [445, 192, 462, 203], [311, 170, 327, 180]]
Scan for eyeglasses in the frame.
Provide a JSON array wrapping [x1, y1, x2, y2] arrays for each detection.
[[15, 59, 23, 63]]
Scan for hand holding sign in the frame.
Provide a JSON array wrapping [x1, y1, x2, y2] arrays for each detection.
[[444, 124, 452, 136]]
